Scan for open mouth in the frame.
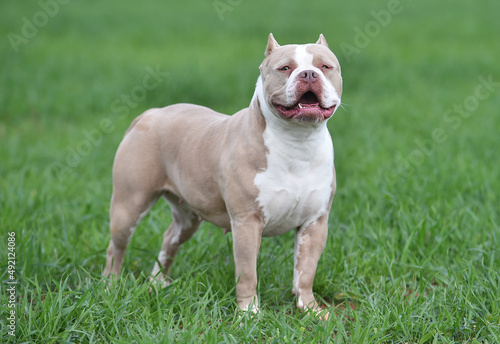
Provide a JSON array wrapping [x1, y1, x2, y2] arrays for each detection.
[[273, 91, 336, 121]]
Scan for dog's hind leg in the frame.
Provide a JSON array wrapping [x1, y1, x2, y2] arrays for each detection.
[[150, 196, 202, 287], [103, 111, 169, 280], [103, 190, 159, 278]]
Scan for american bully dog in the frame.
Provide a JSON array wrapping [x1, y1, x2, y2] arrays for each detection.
[[103, 33, 342, 318]]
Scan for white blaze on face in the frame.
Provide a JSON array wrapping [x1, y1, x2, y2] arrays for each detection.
[[283, 45, 315, 105]]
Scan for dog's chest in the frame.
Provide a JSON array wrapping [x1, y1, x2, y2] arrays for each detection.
[[254, 128, 334, 236]]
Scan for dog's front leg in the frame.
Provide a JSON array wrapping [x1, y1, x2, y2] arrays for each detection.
[[293, 215, 329, 318], [232, 218, 264, 313]]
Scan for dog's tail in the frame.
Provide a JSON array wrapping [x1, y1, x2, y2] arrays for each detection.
[[124, 108, 161, 136], [124, 114, 145, 135]]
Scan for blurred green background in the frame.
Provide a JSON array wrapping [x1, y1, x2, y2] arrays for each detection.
[[1, 0, 499, 342]]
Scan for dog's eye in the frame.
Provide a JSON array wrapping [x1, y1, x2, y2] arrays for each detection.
[[280, 66, 290, 71], [322, 65, 332, 69]]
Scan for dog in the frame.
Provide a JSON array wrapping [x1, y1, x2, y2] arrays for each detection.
[[103, 33, 342, 317]]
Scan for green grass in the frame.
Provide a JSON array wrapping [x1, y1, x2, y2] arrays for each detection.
[[1, 0, 499, 342]]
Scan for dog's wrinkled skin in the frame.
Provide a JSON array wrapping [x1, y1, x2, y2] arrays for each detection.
[[103, 34, 342, 319]]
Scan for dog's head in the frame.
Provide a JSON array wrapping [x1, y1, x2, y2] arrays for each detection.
[[256, 34, 342, 124]]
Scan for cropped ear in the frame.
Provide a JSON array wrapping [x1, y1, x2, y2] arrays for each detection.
[[265, 33, 280, 57], [316, 34, 329, 47]]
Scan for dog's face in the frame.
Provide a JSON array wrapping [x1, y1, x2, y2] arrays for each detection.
[[258, 34, 342, 123]]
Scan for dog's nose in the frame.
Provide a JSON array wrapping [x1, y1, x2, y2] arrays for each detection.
[[299, 70, 318, 83]]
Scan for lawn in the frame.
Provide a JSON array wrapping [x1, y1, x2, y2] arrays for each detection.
[[1, 0, 499, 342]]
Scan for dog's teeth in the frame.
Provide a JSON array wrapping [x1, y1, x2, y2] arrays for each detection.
[[298, 104, 303, 108]]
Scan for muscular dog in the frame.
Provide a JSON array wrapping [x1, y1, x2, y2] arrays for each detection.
[[103, 34, 342, 316]]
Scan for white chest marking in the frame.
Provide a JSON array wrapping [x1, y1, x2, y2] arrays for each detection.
[[254, 124, 334, 237]]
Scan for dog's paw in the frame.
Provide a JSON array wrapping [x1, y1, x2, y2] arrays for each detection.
[[316, 308, 329, 321], [237, 302, 260, 325], [241, 303, 259, 314], [237, 296, 260, 316], [297, 297, 330, 321], [148, 275, 171, 294], [299, 305, 330, 321], [102, 273, 119, 293]]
